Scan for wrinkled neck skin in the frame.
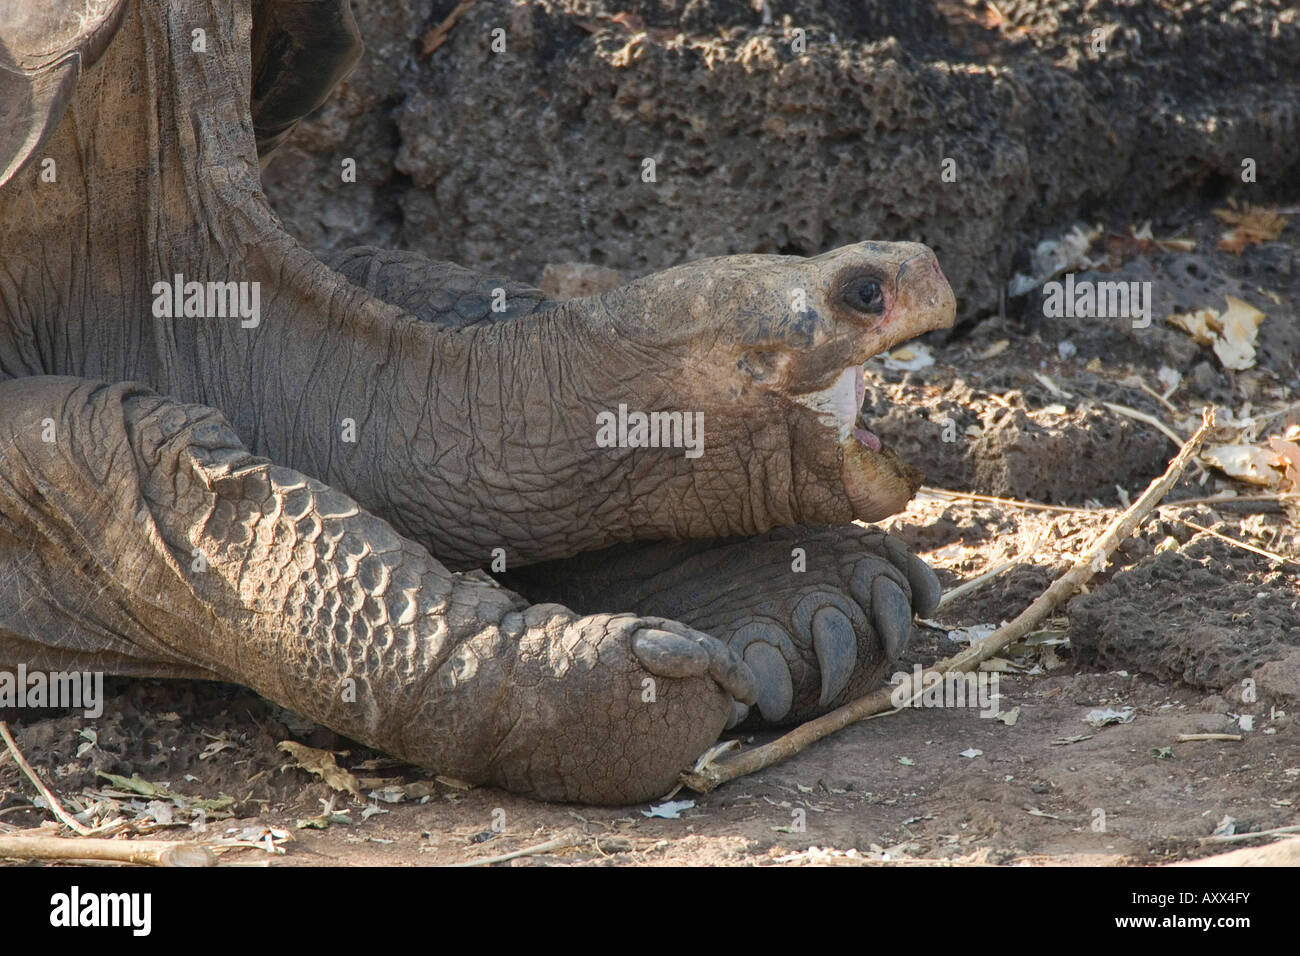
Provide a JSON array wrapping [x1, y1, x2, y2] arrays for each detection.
[[269, 298, 798, 570]]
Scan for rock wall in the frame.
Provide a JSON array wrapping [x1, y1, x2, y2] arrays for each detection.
[[262, 0, 1300, 318]]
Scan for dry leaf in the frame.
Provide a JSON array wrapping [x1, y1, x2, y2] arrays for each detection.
[[1166, 295, 1266, 370], [978, 339, 1010, 360], [434, 775, 475, 790], [1268, 437, 1300, 491], [1213, 202, 1287, 254], [278, 741, 363, 799], [1007, 224, 1103, 295], [1104, 222, 1196, 262], [1084, 706, 1136, 727], [1203, 443, 1284, 486], [643, 799, 695, 819], [1213, 296, 1266, 369], [356, 776, 400, 789], [1052, 734, 1093, 746], [96, 771, 173, 798], [296, 812, 353, 830], [1166, 307, 1217, 346]]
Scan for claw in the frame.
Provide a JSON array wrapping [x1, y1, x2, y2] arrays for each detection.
[[871, 576, 914, 661], [632, 628, 710, 678], [743, 641, 793, 723], [793, 591, 867, 643], [905, 553, 942, 614], [726, 621, 798, 659], [699, 633, 758, 705], [725, 700, 750, 729], [848, 556, 889, 609], [811, 607, 857, 706], [885, 537, 941, 614]]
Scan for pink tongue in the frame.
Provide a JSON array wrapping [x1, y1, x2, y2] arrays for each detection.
[[852, 370, 879, 450], [854, 426, 882, 451]]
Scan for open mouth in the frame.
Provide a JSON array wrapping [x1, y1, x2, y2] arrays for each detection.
[[793, 363, 922, 521], [851, 373, 882, 452], [794, 365, 884, 453]]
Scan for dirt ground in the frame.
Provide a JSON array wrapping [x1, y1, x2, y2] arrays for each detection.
[[2, 201, 1296, 867]]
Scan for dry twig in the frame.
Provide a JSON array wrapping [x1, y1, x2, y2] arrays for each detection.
[[0, 833, 215, 866], [934, 557, 1019, 609], [1102, 401, 1188, 448], [936, 528, 1050, 609], [682, 408, 1215, 793], [1136, 380, 1180, 415], [920, 486, 1085, 514], [451, 831, 578, 867], [1164, 492, 1298, 508], [1166, 516, 1300, 568], [0, 721, 96, 835], [1201, 825, 1300, 846]]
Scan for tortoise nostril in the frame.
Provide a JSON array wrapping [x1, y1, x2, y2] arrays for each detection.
[[841, 276, 885, 316]]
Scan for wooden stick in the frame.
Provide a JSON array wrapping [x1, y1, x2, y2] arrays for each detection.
[[451, 832, 577, 867], [1175, 733, 1242, 742], [1167, 516, 1300, 568], [0, 721, 94, 835], [0, 833, 215, 867], [924, 487, 1298, 514], [1201, 824, 1300, 845], [1136, 380, 1180, 416], [919, 487, 1085, 514], [682, 407, 1216, 793], [1162, 492, 1298, 508], [1102, 401, 1187, 447], [935, 528, 1050, 610], [935, 558, 1018, 609]]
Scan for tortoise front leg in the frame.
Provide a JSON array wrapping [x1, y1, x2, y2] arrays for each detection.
[[0, 377, 754, 803], [508, 526, 941, 726]]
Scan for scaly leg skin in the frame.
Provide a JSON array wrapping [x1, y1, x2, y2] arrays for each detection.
[[0, 377, 755, 804], [508, 526, 940, 727]]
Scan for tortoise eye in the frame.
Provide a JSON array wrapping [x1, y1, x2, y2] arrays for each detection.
[[842, 277, 885, 315]]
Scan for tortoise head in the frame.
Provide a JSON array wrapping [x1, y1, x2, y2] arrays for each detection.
[[582, 241, 955, 529]]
